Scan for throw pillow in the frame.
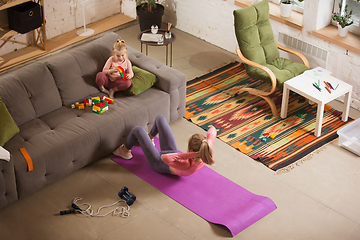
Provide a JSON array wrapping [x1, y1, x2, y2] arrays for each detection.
[[0, 98, 20, 146], [123, 66, 158, 96]]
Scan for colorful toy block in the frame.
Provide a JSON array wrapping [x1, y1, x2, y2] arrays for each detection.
[[101, 96, 113, 104], [84, 98, 92, 107], [118, 66, 127, 81], [91, 96, 100, 102], [71, 96, 112, 114], [78, 103, 85, 110], [92, 99, 108, 114], [92, 98, 100, 105]]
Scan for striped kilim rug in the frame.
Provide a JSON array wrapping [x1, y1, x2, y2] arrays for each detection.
[[185, 62, 352, 171]]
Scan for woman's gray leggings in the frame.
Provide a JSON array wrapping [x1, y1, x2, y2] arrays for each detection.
[[125, 115, 177, 174]]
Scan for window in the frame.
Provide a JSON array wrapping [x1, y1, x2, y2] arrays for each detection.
[[269, 0, 304, 13], [293, 0, 304, 13], [333, 0, 360, 34]]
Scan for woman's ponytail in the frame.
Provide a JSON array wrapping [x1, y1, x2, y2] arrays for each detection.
[[199, 140, 215, 165], [188, 134, 215, 165]]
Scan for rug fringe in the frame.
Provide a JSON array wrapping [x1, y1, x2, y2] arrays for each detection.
[[275, 139, 337, 174]]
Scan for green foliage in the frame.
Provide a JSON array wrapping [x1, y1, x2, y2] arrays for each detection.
[[135, 0, 159, 12], [332, 3, 354, 28]]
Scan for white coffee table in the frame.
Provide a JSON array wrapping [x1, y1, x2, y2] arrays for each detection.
[[280, 68, 352, 137]]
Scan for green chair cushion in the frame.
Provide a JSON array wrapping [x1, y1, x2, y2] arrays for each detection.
[[233, 0, 279, 66], [123, 66, 158, 96], [234, 0, 309, 87], [0, 98, 20, 146], [245, 57, 310, 88]]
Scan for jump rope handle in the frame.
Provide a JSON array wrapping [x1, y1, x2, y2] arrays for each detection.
[[60, 209, 76, 215], [71, 203, 82, 211], [59, 203, 82, 215]]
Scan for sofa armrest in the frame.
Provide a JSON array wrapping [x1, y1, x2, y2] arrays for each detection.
[[0, 154, 18, 209], [128, 47, 187, 122]]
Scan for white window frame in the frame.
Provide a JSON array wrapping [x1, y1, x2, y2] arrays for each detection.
[[333, 0, 360, 35]]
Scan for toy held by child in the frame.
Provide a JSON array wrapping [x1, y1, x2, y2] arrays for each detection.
[[118, 66, 127, 81], [113, 115, 216, 176], [95, 39, 134, 98]]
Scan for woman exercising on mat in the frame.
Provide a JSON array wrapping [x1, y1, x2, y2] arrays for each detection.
[[113, 115, 216, 176]]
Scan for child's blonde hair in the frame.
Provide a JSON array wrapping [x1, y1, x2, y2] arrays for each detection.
[[188, 133, 215, 165], [112, 39, 128, 56]]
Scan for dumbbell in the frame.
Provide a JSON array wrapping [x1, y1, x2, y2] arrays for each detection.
[[118, 186, 136, 206]]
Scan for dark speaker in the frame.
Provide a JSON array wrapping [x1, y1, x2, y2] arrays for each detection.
[[7, 1, 43, 34]]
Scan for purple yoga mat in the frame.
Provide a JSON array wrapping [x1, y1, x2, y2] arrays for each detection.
[[112, 138, 277, 236]]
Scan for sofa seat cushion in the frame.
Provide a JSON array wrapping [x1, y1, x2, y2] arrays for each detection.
[[4, 87, 170, 198], [5, 109, 126, 198]]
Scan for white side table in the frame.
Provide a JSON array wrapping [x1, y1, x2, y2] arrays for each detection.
[[280, 69, 352, 137]]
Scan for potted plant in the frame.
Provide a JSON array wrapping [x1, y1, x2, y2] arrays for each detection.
[[135, 0, 165, 32], [332, 3, 353, 37], [280, 0, 304, 18]]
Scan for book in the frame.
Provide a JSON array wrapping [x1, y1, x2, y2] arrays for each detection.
[[141, 33, 163, 42]]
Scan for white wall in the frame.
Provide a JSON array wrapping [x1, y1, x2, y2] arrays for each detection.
[[44, 0, 121, 38]]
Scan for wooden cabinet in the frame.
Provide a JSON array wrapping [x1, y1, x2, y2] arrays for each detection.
[[0, 0, 47, 68]]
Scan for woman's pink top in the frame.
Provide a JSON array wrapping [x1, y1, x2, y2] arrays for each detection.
[[102, 57, 134, 82], [161, 126, 217, 176]]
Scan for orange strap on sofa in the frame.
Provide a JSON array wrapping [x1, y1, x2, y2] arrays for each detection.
[[19, 148, 33, 171]]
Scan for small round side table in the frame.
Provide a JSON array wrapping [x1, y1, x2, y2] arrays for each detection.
[[137, 29, 176, 67]]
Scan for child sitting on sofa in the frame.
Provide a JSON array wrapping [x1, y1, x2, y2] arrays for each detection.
[[113, 115, 216, 176], [95, 39, 134, 98]]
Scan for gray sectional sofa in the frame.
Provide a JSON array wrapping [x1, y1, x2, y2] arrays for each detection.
[[0, 32, 186, 209]]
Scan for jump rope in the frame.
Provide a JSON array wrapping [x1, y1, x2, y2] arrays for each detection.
[[60, 187, 136, 218]]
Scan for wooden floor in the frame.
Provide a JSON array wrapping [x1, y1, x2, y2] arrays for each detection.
[[0, 13, 135, 73]]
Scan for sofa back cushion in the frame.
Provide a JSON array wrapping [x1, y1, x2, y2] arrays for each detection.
[[70, 32, 120, 75], [45, 32, 120, 105], [46, 53, 99, 106], [0, 62, 62, 126]]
